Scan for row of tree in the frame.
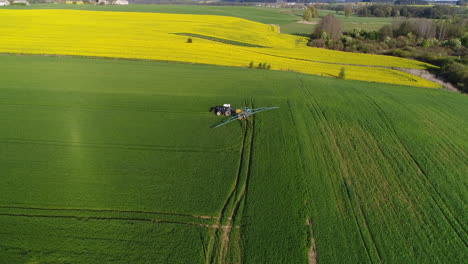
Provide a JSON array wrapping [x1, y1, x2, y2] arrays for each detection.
[[308, 14, 468, 91]]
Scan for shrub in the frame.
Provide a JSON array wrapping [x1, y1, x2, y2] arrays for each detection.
[[255, 62, 271, 70], [186, 38, 192, 43], [249, 61, 254, 68], [447, 38, 462, 49], [441, 61, 468, 92], [339, 67, 346, 79], [308, 38, 327, 48], [379, 25, 393, 40]]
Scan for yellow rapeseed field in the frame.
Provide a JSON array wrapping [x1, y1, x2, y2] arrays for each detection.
[[0, 10, 440, 88]]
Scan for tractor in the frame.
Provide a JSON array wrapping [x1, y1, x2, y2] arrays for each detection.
[[210, 104, 233, 116], [210, 104, 279, 127]]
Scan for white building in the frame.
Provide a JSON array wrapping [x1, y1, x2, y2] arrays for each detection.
[[0, 0, 10, 6], [114, 0, 128, 4], [12, 0, 29, 5]]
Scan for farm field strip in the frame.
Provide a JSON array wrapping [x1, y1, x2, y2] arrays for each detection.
[[0, 55, 466, 263], [0, 10, 439, 88], [0, 4, 402, 35]]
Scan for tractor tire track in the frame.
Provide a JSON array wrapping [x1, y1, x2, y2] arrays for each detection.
[[205, 121, 249, 264], [219, 117, 255, 264], [287, 98, 320, 264], [356, 90, 468, 246], [297, 77, 380, 263], [206, 110, 254, 264], [216, 119, 253, 264], [297, 79, 377, 263]]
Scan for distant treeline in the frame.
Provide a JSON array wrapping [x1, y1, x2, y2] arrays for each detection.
[[356, 4, 468, 18]]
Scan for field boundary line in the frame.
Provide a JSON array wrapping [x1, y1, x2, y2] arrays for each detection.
[[238, 48, 432, 70], [0, 205, 218, 220], [0, 102, 211, 115], [0, 138, 236, 153], [0, 212, 215, 228]]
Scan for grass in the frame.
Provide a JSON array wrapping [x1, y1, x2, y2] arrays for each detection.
[[318, 9, 395, 31], [0, 54, 466, 263]]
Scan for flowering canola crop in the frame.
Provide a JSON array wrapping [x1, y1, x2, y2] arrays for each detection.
[[0, 10, 439, 88]]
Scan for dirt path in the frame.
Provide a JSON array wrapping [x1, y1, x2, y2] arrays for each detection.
[[307, 218, 318, 264], [297, 20, 318, 25], [393, 68, 459, 92]]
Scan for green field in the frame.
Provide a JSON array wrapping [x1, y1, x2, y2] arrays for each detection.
[[1, 4, 393, 35], [0, 54, 466, 263]]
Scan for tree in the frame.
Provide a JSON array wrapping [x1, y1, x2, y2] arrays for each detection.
[[303, 8, 313, 22], [314, 14, 343, 41], [303, 6, 319, 22], [344, 5, 352, 18], [309, 6, 319, 18], [374, 8, 385, 17]]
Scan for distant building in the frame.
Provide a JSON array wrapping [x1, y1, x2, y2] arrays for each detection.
[[12, 0, 29, 5], [428, 0, 459, 4], [114, 0, 128, 4], [0, 0, 10, 6]]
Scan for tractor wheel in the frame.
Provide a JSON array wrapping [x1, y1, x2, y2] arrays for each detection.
[[225, 110, 231, 116], [216, 111, 222, 116]]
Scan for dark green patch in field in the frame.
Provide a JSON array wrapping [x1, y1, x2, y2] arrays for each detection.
[[174, 33, 268, 48]]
